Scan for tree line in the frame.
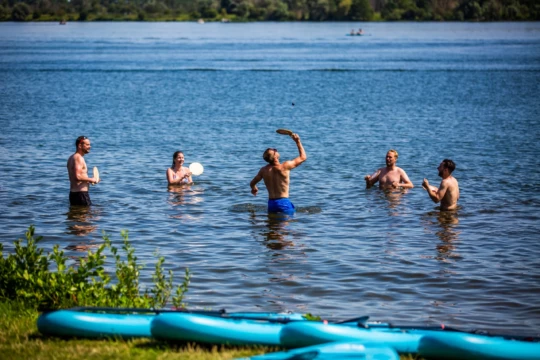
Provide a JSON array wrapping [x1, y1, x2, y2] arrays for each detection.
[[1, 0, 538, 22]]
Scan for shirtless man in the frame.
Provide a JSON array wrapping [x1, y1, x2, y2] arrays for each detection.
[[250, 133, 307, 214], [422, 159, 459, 211], [364, 150, 414, 189], [67, 136, 99, 206]]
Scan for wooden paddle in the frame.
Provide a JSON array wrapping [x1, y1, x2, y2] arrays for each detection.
[[276, 128, 294, 136], [92, 166, 99, 185]]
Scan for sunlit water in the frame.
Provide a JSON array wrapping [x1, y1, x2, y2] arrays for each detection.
[[1, 22, 539, 334]]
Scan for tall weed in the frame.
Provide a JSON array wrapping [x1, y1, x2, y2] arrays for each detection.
[[0, 226, 190, 310]]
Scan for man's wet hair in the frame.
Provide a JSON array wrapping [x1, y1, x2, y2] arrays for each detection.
[[442, 159, 456, 173], [75, 136, 88, 147], [263, 148, 276, 164], [388, 149, 398, 159]]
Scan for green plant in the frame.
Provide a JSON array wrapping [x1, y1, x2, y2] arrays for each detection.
[[0, 226, 190, 310]]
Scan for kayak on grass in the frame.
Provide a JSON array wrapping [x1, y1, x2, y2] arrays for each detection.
[[237, 341, 399, 360], [37, 307, 307, 339]]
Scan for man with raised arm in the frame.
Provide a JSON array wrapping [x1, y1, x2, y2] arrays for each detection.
[[67, 136, 99, 206], [422, 159, 460, 211], [364, 149, 414, 189], [250, 133, 307, 214]]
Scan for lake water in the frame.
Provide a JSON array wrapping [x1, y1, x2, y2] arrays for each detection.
[[1, 21, 539, 335]]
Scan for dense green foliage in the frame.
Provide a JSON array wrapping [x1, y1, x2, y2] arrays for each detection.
[[0, 0, 537, 22], [0, 226, 190, 310]]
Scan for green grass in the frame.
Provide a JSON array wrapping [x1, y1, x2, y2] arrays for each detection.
[[0, 302, 419, 360]]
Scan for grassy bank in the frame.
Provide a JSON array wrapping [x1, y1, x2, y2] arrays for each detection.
[[0, 302, 274, 360], [0, 302, 420, 360]]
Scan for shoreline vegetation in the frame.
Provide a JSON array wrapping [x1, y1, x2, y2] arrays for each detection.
[[1, 0, 538, 23], [0, 226, 419, 359]]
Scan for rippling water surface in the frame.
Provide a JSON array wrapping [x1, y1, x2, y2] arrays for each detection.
[[1, 22, 539, 334]]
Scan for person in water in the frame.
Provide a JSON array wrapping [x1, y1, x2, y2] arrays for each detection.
[[250, 133, 307, 214], [167, 151, 192, 185], [365, 149, 414, 189], [67, 136, 100, 206], [422, 159, 459, 211], [357, 28, 364, 35]]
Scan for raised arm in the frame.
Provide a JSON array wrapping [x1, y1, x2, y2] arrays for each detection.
[[282, 133, 307, 170], [365, 169, 381, 189], [250, 169, 263, 196], [422, 178, 447, 203]]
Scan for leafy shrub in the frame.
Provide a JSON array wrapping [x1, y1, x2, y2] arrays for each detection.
[[0, 226, 190, 310]]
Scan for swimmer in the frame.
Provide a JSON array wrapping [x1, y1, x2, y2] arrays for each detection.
[[167, 151, 192, 185], [250, 133, 307, 214], [365, 149, 414, 189], [67, 136, 100, 206], [422, 159, 460, 211]]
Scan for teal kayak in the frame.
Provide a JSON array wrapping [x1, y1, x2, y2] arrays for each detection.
[[279, 321, 422, 352], [37, 307, 307, 339], [37, 309, 155, 338], [418, 332, 540, 360], [238, 341, 399, 360], [151, 312, 287, 345]]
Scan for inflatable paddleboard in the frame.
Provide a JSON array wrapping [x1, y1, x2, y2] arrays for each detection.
[[151, 312, 287, 346], [279, 321, 422, 352], [37, 308, 308, 339], [239, 341, 399, 360], [37, 309, 154, 338], [418, 332, 540, 360]]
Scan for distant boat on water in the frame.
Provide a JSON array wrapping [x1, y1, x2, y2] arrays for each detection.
[[59, 19, 67, 25], [197, 19, 204, 24]]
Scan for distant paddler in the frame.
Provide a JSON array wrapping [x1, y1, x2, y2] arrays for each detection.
[[67, 136, 100, 206], [250, 130, 307, 215]]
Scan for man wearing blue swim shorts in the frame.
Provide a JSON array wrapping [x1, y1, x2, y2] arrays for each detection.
[[250, 132, 307, 215]]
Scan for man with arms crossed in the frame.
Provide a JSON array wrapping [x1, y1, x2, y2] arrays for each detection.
[[67, 136, 99, 206], [250, 133, 307, 214], [365, 149, 414, 189], [422, 159, 459, 211]]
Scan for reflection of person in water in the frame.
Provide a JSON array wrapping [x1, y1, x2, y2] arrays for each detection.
[[262, 214, 295, 250], [422, 210, 460, 261], [65, 205, 98, 237]]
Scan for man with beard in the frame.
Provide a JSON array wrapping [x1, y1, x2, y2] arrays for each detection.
[[365, 149, 414, 189], [67, 136, 99, 206], [422, 159, 459, 211]]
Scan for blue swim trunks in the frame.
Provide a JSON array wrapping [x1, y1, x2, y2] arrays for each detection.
[[268, 198, 295, 214]]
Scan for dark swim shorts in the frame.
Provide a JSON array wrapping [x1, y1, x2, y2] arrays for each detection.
[[268, 198, 295, 214], [69, 191, 92, 206]]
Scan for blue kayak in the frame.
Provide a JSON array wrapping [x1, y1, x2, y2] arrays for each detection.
[[37, 309, 155, 338], [279, 321, 422, 353], [418, 332, 540, 360], [238, 342, 399, 360], [238, 341, 399, 360], [37, 307, 307, 339], [151, 312, 287, 345]]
